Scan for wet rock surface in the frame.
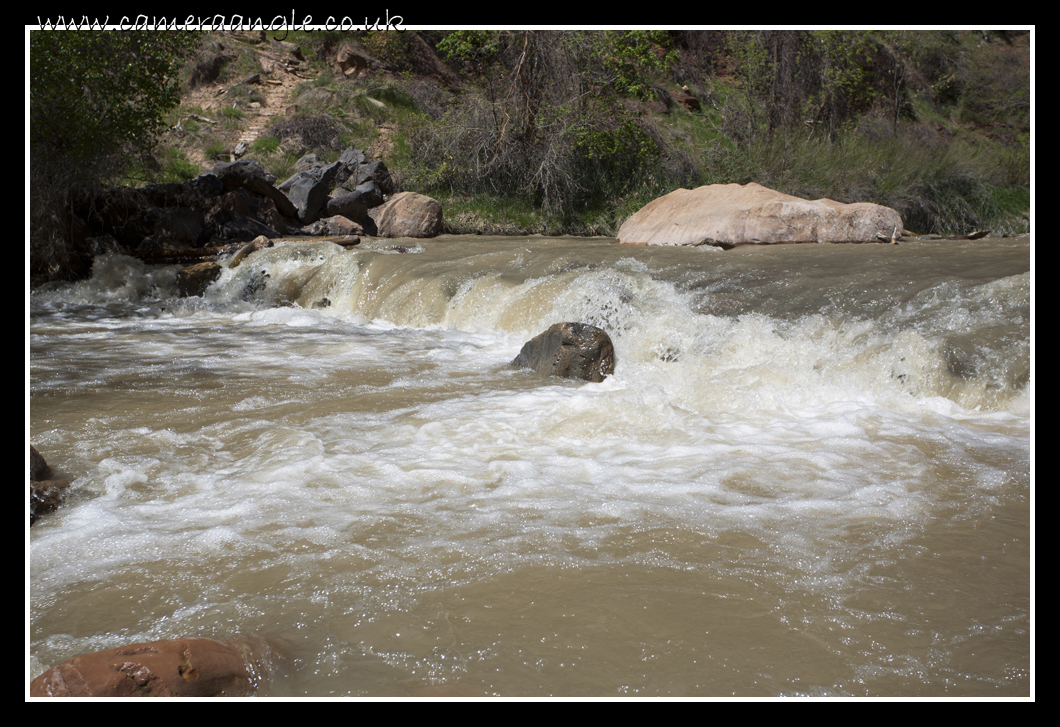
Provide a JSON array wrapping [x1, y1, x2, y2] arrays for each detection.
[[30, 635, 279, 697], [511, 322, 616, 383], [29, 446, 73, 525]]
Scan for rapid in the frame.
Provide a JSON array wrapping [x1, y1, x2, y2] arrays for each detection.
[[28, 235, 1032, 697]]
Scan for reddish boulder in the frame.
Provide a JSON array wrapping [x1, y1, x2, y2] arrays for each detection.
[[30, 636, 276, 697]]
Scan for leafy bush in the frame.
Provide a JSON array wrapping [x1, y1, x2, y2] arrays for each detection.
[[407, 30, 696, 220], [31, 31, 196, 170], [30, 30, 198, 280]]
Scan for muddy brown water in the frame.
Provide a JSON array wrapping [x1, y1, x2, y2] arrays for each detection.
[[29, 235, 1031, 697]]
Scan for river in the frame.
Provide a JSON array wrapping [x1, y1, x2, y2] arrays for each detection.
[[28, 235, 1032, 697]]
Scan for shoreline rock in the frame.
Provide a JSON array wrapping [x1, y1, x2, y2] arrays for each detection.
[[617, 182, 904, 247], [30, 635, 280, 697], [48, 149, 441, 284], [372, 191, 444, 239]]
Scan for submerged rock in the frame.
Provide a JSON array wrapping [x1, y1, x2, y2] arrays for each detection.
[[30, 635, 279, 697], [30, 445, 48, 480], [176, 261, 222, 297], [616, 182, 904, 247], [511, 322, 615, 382]]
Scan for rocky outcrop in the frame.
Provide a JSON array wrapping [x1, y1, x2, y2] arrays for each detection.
[[334, 43, 374, 80], [286, 175, 331, 225], [325, 189, 376, 233], [511, 323, 616, 382], [348, 160, 396, 197], [30, 635, 278, 697], [299, 216, 364, 238], [372, 191, 443, 238], [55, 148, 441, 281], [616, 182, 904, 248], [215, 159, 299, 220]]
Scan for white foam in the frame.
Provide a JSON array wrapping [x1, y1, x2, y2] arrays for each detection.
[[30, 238, 1030, 695]]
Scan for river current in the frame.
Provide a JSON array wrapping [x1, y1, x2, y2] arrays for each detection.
[[28, 235, 1032, 697]]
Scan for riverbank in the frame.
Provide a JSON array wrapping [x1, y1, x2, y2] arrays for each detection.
[[30, 29, 1030, 284], [152, 30, 1031, 240]]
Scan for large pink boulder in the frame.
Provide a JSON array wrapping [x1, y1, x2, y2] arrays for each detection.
[[30, 636, 276, 697], [616, 182, 903, 247]]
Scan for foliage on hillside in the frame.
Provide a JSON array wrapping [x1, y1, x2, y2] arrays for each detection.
[[30, 28, 1030, 281], [344, 29, 1028, 236], [29, 31, 199, 279]]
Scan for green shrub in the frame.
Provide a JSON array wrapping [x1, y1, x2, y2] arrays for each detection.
[[250, 136, 281, 153], [204, 142, 228, 160]]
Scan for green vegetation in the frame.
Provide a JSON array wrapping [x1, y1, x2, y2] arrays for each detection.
[[30, 30, 199, 279], [153, 147, 201, 183], [401, 30, 698, 227], [250, 136, 282, 154], [30, 31, 196, 169], [401, 29, 1029, 236], [30, 29, 1030, 281]]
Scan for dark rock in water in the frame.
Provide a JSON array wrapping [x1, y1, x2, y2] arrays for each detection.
[[240, 269, 270, 301], [30, 446, 73, 524], [176, 261, 222, 297], [30, 635, 279, 697], [30, 445, 48, 481], [30, 481, 67, 524], [511, 322, 616, 382]]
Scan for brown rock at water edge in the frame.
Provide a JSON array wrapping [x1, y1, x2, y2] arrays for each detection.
[[30, 636, 275, 697]]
